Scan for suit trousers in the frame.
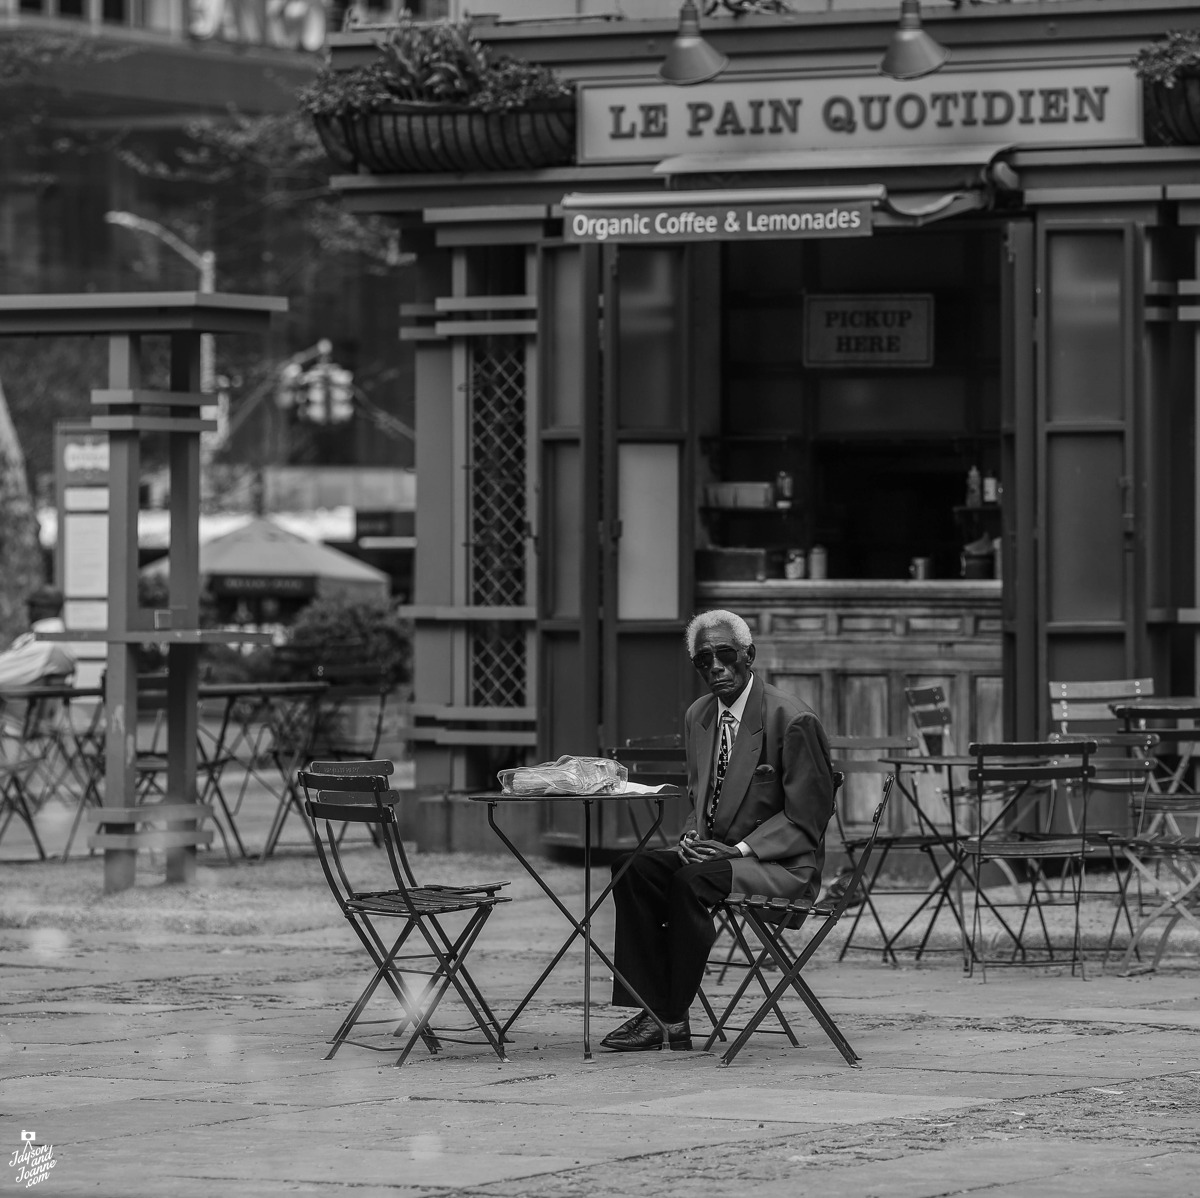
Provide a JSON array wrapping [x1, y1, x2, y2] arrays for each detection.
[[610, 849, 733, 1022]]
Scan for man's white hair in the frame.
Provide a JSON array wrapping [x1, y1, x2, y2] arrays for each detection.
[[685, 609, 754, 657]]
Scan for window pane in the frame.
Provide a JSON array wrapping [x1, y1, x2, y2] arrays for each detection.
[[1046, 231, 1124, 423], [617, 249, 680, 430], [617, 443, 678, 620]]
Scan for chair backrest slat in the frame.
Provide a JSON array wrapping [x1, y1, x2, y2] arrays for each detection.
[[970, 763, 1096, 782], [904, 686, 954, 757], [1048, 678, 1154, 701], [298, 765, 418, 900], [297, 770, 391, 793], [967, 739, 1095, 840], [307, 798, 390, 824], [1047, 677, 1155, 735], [970, 740, 1097, 757], [308, 758, 395, 777], [829, 735, 917, 781], [828, 735, 918, 752]]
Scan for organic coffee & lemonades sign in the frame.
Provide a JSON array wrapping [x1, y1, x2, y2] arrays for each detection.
[[564, 190, 873, 244], [577, 64, 1140, 163]]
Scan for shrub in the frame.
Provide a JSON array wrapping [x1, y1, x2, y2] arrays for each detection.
[[1133, 30, 1200, 88], [275, 596, 411, 686]]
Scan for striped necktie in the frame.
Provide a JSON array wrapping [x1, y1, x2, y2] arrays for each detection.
[[708, 711, 736, 835]]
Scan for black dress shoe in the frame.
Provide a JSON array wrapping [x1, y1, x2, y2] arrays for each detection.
[[601, 1011, 692, 1052]]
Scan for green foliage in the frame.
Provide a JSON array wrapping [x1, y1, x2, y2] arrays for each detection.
[[116, 110, 400, 272], [1133, 30, 1200, 88], [298, 18, 573, 118], [276, 596, 411, 686], [0, 337, 106, 486], [0, 30, 129, 84]]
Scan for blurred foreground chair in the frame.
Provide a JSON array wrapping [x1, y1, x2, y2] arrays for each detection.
[[0, 718, 45, 858], [299, 759, 511, 1067], [703, 773, 889, 1068], [1102, 752, 1200, 973]]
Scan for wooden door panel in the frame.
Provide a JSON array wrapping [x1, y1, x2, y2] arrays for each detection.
[[1036, 221, 1143, 724], [1045, 434, 1126, 624], [771, 672, 823, 715]]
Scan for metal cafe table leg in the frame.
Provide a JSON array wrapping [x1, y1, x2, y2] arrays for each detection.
[[471, 792, 670, 1062]]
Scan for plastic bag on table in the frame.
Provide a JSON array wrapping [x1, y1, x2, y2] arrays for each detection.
[[498, 755, 628, 796]]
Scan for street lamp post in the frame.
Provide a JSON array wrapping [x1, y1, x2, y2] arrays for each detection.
[[105, 211, 217, 393]]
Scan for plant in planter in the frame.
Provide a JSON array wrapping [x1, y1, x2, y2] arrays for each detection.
[[299, 18, 576, 174], [1133, 30, 1200, 146], [275, 596, 412, 686], [271, 597, 413, 758]]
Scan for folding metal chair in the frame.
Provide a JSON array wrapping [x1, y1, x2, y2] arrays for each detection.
[[299, 760, 511, 1067], [704, 774, 894, 1068], [1104, 779, 1200, 973], [0, 729, 45, 859], [962, 740, 1096, 979], [705, 771, 848, 987]]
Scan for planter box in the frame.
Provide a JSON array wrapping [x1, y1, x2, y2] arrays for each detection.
[[311, 687, 410, 761], [314, 101, 576, 174], [1145, 75, 1200, 144]]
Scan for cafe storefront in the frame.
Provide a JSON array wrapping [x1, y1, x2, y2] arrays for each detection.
[[327, 2, 1200, 847]]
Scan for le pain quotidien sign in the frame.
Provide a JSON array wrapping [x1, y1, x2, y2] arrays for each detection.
[[577, 63, 1141, 163]]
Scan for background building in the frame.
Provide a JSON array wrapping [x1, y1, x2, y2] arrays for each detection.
[[0, 0, 415, 605], [319, 0, 1200, 850]]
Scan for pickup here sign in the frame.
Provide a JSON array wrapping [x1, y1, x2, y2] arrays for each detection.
[[804, 295, 934, 367]]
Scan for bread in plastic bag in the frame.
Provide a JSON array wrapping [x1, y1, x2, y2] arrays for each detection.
[[498, 755, 628, 796]]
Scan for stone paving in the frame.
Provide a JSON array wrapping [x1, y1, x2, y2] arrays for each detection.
[[2, 782, 1199, 1197]]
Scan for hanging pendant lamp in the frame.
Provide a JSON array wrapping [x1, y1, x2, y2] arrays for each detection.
[[658, 0, 729, 87], [879, 0, 949, 81]]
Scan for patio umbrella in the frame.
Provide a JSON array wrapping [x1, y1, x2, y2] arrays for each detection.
[[143, 516, 389, 604]]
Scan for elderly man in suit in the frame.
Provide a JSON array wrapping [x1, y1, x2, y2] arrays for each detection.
[[602, 608, 835, 1052]]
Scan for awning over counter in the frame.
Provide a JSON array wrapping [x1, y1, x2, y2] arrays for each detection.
[[653, 143, 1016, 181], [559, 170, 995, 245], [639, 142, 1014, 231]]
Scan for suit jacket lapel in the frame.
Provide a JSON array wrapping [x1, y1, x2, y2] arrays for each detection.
[[694, 698, 718, 823], [713, 673, 764, 840]]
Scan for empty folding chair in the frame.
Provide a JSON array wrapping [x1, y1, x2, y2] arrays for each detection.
[[962, 740, 1096, 979], [299, 760, 511, 1067]]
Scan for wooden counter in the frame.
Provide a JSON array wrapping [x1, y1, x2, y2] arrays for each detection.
[[697, 579, 1003, 834]]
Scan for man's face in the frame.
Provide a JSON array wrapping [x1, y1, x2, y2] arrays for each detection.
[[691, 622, 755, 703]]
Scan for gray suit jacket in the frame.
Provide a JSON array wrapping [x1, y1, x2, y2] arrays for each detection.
[[681, 672, 835, 902]]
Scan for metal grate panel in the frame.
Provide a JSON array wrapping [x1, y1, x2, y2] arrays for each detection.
[[468, 339, 527, 607], [467, 336, 528, 706], [471, 623, 527, 708]]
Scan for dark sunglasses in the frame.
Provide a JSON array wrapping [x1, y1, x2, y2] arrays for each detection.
[[691, 645, 741, 672]]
